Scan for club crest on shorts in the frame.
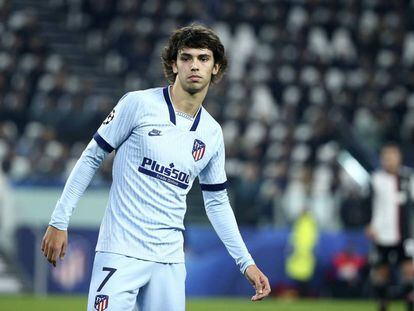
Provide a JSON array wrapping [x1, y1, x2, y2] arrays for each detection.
[[192, 139, 206, 161], [94, 294, 109, 311]]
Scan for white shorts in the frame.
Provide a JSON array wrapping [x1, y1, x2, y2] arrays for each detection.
[[87, 252, 186, 311]]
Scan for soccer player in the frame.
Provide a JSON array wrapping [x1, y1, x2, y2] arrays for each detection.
[[366, 143, 414, 311], [41, 24, 271, 311]]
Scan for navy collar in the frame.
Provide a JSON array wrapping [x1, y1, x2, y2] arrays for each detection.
[[162, 86, 202, 131]]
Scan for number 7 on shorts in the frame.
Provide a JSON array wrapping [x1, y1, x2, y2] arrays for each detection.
[[97, 267, 117, 292]]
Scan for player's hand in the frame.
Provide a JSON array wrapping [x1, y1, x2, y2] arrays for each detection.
[[41, 225, 68, 267], [244, 264, 271, 301]]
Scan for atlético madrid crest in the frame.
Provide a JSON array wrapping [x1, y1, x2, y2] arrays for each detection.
[[94, 295, 109, 311], [192, 139, 206, 161]]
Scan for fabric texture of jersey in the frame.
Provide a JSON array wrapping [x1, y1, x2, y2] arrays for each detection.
[[50, 86, 254, 272]]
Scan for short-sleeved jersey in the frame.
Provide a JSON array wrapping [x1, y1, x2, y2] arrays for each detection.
[[94, 87, 227, 263]]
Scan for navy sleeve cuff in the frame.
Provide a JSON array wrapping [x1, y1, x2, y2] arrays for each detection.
[[93, 132, 114, 153], [200, 181, 227, 191]]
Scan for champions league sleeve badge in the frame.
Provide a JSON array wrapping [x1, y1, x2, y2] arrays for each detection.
[[103, 109, 115, 125], [192, 139, 206, 161], [94, 295, 109, 311]]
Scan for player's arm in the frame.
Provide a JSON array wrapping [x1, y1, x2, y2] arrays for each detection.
[[42, 138, 108, 266], [202, 189, 271, 300], [42, 92, 139, 267], [199, 131, 270, 300]]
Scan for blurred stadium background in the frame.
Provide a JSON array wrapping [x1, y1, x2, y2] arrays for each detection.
[[1, 0, 414, 309]]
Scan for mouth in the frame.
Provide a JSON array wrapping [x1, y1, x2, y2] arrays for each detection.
[[188, 75, 202, 82]]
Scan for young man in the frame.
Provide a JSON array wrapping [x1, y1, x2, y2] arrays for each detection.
[[366, 143, 414, 311], [41, 24, 271, 310]]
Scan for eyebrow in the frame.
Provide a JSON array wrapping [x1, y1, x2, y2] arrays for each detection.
[[179, 52, 211, 58]]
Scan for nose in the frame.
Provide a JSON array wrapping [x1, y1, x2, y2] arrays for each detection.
[[191, 59, 199, 71]]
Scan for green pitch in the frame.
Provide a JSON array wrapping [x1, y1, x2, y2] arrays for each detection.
[[0, 296, 405, 311]]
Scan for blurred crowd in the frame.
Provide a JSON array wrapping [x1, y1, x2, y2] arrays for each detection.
[[1, 0, 414, 228]]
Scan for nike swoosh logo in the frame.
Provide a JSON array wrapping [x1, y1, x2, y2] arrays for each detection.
[[148, 129, 162, 136]]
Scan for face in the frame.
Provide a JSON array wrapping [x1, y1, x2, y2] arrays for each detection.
[[172, 48, 219, 95], [380, 146, 402, 174]]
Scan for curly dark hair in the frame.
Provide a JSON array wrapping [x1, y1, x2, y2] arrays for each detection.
[[161, 23, 228, 84]]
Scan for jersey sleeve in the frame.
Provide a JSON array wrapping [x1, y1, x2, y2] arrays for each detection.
[[198, 131, 227, 191], [202, 189, 255, 273], [93, 92, 139, 152], [49, 139, 107, 230]]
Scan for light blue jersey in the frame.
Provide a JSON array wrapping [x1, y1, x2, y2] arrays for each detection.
[[50, 86, 254, 272]]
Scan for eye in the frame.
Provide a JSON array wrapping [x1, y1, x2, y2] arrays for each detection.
[[200, 56, 209, 62], [180, 56, 190, 61]]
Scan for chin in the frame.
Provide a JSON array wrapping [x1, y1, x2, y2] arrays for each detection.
[[184, 84, 204, 95]]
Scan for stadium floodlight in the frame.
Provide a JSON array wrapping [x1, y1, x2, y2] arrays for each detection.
[[338, 150, 370, 189]]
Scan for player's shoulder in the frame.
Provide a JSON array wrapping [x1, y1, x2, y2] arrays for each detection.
[[122, 87, 163, 102], [200, 107, 223, 137], [117, 87, 165, 114]]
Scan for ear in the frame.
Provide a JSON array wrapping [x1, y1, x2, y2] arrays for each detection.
[[212, 63, 220, 76], [172, 61, 178, 74]]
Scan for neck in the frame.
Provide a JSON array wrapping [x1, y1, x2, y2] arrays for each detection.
[[385, 167, 399, 175], [170, 81, 208, 117]]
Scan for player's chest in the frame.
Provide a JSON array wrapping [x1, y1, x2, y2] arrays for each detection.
[[373, 174, 410, 205], [131, 124, 211, 175]]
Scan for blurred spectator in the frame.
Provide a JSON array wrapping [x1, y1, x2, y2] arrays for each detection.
[[0, 157, 15, 254], [282, 166, 313, 225], [285, 210, 318, 297], [330, 244, 367, 298], [233, 161, 261, 225], [339, 187, 371, 229]]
